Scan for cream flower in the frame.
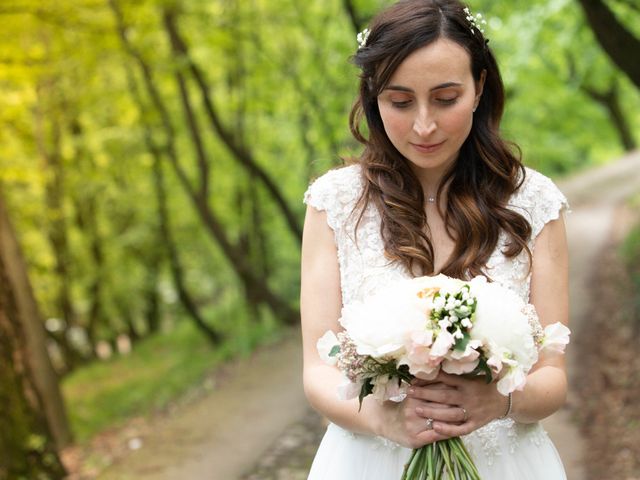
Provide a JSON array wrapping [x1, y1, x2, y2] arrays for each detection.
[[540, 323, 571, 355], [399, 329, 442, 378], [371, 375, 408, 402], [497, 364, 527, 395], [337, 378, 363, 400], [442, 339, 482, 375], [317, 330, 339, 366]]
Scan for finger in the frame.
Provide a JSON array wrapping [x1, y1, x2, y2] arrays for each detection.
[[407, 386, 462, 405], [417, 401, 455, 410], [414, 429, 449, 447], [416, 405, 465, 423], [434, 371, 468, 386], [411, 378, 447, 387], [432, 420, 475, 438]]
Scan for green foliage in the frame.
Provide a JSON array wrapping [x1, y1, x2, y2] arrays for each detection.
[[0, 0, 639, 442], [621, 195, 640, 328], [475, 0, 640, 174]]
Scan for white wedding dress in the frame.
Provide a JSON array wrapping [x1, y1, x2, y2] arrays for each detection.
[[303, 164, 569, 479]]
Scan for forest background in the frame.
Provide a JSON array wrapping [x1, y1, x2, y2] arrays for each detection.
[[1, 0, 639, 478]]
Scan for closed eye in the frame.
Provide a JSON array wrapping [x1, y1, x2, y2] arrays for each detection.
[[391, 100, 412, 108], [436, 97, 458, 105]]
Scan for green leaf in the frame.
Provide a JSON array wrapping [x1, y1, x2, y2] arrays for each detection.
[[453, 331, 471, 351], [358, 377, 374, 412]]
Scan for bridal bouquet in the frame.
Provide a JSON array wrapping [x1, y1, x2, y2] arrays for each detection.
[[317, 274, 570, 480]]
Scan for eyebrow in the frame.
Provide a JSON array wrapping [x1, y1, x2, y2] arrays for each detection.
[[384, 82, 463, 92]]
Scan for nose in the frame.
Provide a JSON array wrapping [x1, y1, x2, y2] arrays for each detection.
[[413, 107, 437, 137]]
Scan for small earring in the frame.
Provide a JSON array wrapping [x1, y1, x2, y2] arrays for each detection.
[[472, 106, 477, 112]]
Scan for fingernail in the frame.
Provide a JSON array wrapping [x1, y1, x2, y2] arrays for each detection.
[[416, 407, 423, 414]]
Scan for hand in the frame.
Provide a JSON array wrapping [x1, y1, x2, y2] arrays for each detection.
[[373, 383, 451, 449], [409, 372, 509, 439]]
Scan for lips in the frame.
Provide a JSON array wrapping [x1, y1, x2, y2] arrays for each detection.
[[410, 140, 445, 153]]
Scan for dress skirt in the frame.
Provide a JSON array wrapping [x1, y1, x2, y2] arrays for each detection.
[[307, 419, 567, 479]]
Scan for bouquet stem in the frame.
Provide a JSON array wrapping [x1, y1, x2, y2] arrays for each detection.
[[401, 438, 481, 480]]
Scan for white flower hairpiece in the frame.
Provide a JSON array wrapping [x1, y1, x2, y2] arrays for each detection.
[[463, 6, 487, 35], [356, 28, 370, 49]]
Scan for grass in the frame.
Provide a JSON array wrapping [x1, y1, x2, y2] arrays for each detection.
[[62, 317, 285, 443], [620, 196, 640, 328]]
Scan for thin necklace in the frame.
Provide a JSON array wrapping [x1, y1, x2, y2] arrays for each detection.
[[426, 195, 436, 203]]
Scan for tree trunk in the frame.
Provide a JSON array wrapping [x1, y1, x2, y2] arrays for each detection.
[[577, 0, 640, 90], [80, 196, 105, 356], [143, 253, 162, 334], [151, 148, 224, 345], [161, 7, 303, 242], [0, 193, 71, 473], [342, 0, 364, 35], [35, 83, 84, 373]]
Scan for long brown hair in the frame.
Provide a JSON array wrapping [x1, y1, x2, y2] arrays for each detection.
[[350, 0, 531, 279]]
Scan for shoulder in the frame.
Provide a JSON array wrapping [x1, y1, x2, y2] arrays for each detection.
[[303, 164, 363, 216], [509, 167, 570, 238]]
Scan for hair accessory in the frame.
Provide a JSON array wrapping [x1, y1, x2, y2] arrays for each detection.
[[463, 6, 487, 35], [357, 28, 370, 49]]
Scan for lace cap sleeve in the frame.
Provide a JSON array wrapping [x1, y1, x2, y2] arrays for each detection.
[[512, 168, 570, 240], [303, 165, 363, 233]]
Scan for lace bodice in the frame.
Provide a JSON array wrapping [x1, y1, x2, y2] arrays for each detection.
[[303, 163, 570, 463], [303, 163, 569, 305]]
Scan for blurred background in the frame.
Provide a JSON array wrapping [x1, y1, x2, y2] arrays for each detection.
[[0, 0, 638, 479]]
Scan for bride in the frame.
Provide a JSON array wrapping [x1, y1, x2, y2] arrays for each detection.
[[300, 0, 569, 478]]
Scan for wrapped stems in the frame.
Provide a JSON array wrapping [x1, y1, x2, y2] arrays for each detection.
[[401, 438, 481, 480]]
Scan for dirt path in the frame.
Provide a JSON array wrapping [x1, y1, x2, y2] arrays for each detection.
[[95, 152, 640, 480], [542, 150, 640, 480]]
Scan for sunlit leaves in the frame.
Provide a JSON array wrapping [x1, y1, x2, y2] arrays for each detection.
[[0, 0, 638, 352]]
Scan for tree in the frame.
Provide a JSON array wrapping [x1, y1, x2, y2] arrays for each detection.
[[577, 0, 640, 90], [0, 193, 67, 479]]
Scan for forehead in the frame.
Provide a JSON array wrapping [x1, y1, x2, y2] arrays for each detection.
[[387, 38, 474, 89]]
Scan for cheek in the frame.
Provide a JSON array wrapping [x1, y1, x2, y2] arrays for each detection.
[[378, 105, 412, 140], [440, 105, 474, 137]]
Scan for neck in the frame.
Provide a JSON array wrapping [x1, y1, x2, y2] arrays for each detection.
[[410, 164, 453, 202], [409, 159, 455, 199]]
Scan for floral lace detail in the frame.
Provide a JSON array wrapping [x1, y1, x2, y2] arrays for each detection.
[[303, 165, 569, 306], [484, 168, 570, 302], [463, 419, 550, 465], [303, 164, 569, 463], [304, 165, 410, 305]]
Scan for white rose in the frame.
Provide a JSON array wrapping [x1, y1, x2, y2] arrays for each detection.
[[468, 277, 538, 374], [340, 279, 430, 359]]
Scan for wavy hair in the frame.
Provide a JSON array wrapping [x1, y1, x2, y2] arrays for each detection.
[[350, 0, 531, 279]]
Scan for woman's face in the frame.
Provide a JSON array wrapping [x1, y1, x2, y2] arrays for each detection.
[[377, 38, 484, 183]]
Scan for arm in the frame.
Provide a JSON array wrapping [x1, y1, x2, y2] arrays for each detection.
[[509, 213, 569, 423], [301, 204, 446, 448]]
